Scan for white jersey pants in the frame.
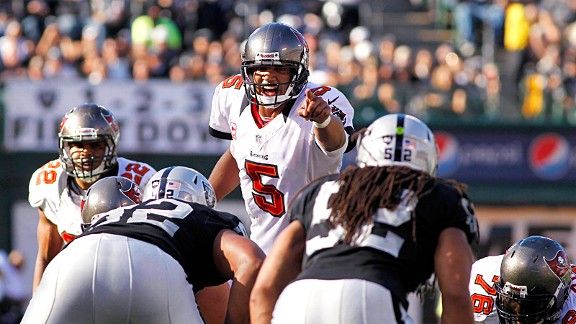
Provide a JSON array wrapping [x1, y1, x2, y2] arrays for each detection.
[[22, 233, 204, 324], [273, 278, 413, 324]]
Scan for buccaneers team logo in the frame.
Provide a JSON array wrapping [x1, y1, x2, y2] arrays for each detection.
[[545, 250, 571, 280]]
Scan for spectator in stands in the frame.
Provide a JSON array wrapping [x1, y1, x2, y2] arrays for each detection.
[[481, 62, 502, 118], [0, 249, 27, 324], [351, 58, 379, 116], [453, 0, 506, 56], [418, 64, 468, 121], [132, 58, 150, 81], [131, 4, 181, 51], [0, 19, 33, 76], [20, 0, 49, 43], [26, 54, 44, 80], [413, 48, 434, 87], [101, 38, 130, 80]]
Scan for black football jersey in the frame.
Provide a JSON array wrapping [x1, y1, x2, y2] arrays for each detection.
[[290, 174, 478, 301], [77, 198, 247, 292]]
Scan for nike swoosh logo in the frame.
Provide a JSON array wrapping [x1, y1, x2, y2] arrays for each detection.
[[327, 97, 339, 105]]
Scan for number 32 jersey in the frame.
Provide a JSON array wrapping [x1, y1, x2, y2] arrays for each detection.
[[470, 254, 576, 323], [209, 75, 354, 254], [28, 157, 155, 242]]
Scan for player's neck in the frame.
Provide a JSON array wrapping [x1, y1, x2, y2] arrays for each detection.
[[258, 105, 285, 120], [74, 178, 93, 190]]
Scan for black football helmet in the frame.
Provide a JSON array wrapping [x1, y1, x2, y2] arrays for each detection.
[[241, 22, 309, 108], [495, 236, 572, 324], [58, 103, 120, 183]]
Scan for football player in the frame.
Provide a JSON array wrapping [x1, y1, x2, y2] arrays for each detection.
[[22, 167, 265, 324], [250, 113, 479, 324], [470, 235, 576, 324], [27, 103, 156, 290], [208, 22, 355, 255]]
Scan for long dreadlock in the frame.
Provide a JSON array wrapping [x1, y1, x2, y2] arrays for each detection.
[[327, 164, 436, 244]]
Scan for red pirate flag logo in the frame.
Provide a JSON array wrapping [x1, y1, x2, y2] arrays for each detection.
[[545, 250, 571, 280]]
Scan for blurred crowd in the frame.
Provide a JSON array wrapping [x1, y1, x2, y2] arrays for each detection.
[[1, 0, 576, 125], [0, 249, 27, 323], [439, 0, 576, 124]]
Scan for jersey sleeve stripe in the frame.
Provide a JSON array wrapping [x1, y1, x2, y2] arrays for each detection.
[[208, 127, 232, 140], [344, 126, 355, 153]]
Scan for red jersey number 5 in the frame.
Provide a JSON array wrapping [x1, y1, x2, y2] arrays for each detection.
[[245, 160, 285, 217]]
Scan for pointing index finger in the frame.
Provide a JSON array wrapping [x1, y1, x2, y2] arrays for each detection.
[[306, 89, 315, 101]]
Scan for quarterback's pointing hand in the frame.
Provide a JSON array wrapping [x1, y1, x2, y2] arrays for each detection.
[[298, 89, 331, 124]]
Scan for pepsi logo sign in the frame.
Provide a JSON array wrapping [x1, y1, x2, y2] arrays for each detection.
[[528, 133, 570, 180], [434, 131, 459, 176]]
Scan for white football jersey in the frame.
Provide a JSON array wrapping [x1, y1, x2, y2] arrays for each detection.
[[469, 254, 503, 323], [28, 157, 155, 243], [561, 267, 576, 323], [209, 75, 354, 254], [470, 254, 576, 323], [209, 74, 247, 137]]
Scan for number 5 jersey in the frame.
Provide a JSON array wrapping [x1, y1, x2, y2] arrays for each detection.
[[209, 75, 355, 254]]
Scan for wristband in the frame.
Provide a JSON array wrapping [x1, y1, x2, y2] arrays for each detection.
[[313, 115, 331, 128]]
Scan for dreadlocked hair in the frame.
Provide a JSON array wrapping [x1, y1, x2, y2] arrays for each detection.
[[327, 165, 435, 244]]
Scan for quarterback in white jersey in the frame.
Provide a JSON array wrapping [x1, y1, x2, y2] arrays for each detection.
[[28, 104, 155, 290], [470, 236, 576, 324], [208, 22, 354, 254]]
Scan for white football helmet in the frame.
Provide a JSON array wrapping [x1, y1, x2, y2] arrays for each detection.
[[241, 22, 309, 109], [143, 166, 216, 208], [356, 114, 438, 175]]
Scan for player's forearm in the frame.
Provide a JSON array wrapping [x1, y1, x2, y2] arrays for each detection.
[[249, 289, 275, 324], [441, 294, 474, 324], [314, 116, 346, 152], [209, 149, 240, 201], [435, 229, 475, 324], [32, 257, 48, 291], [227, 262, 262, 324], [195, 284, 229, 324]]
